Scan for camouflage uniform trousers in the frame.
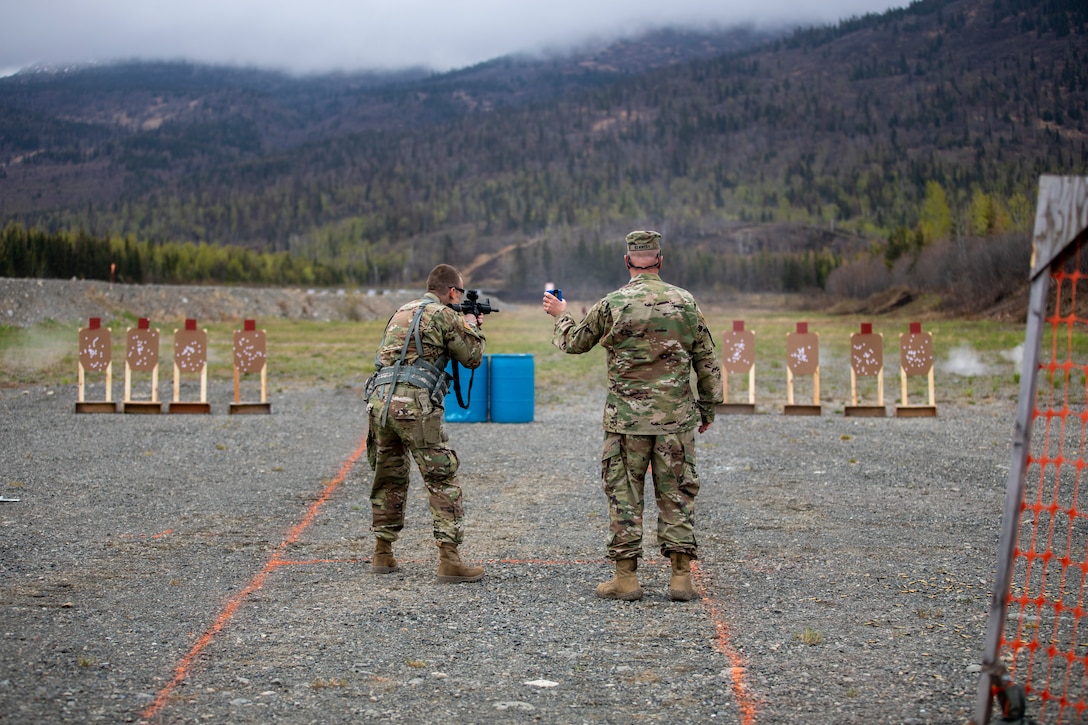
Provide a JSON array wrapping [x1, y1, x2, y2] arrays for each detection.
[[600, 429, 700, 561], [367, 386, 465, 545]]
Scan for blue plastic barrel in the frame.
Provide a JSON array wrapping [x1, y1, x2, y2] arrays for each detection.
[[489, 354, 534, 423], [444, 357, 488, 423]]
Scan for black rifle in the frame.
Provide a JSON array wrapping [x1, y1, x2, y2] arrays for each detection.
[[447, 289, 499, 317], [447, 290, 497, 409]]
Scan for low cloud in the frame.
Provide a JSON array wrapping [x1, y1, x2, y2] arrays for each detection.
[[0, 0, 907, 75]]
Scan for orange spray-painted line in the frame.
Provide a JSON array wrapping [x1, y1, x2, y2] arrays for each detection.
[[692, 562, 760, 725], [140, 438, 367, 723]]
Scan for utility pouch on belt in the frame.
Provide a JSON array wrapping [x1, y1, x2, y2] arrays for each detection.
[[363, 369, 381, 400], [369, 360, 449, 405]]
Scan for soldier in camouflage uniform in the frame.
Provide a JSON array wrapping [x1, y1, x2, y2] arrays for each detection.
[[542, 231, 723, 601], [364, 264, 487, 583]]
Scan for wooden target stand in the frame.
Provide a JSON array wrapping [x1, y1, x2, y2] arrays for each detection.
[[75, 317, 117, 413], [845, 322, 886, 417], [169, 318, 211, 414], [230, 319, 271, 414], [718, 320, 756, 414], [123, 317, 162, 414], [785, 322, 821, 415], [896, 322, 937, 417]]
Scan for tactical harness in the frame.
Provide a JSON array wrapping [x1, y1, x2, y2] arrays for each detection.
[[366, 300, 474, 426]]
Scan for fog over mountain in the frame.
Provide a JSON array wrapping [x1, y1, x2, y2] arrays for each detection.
[[1, 0, 904, 75]]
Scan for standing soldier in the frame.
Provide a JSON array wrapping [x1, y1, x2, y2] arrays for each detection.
[[542, 231, 723, 601], [364, 264, 486, 583]]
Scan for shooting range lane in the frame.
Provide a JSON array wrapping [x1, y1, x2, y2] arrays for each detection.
[[139, 439, 368, 721], [0, 384, 371, 723], [0, 384, 1010, 723], [0, 383, 751, 722], [137, 391, 753, 723]]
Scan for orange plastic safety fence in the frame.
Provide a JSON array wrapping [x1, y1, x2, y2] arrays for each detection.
[[1001, 243, 1088, 722]]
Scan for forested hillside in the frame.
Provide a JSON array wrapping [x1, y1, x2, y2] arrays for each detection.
[[1, 0, 1086, 303]]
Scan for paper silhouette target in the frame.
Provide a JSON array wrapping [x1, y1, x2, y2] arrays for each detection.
[[851, 333, 884, 377], [126, 328, 160, 371], [722, 327, 756, 373], [174, 328, 207, 373], [233, 330, 267, 373], [846, 324, 886, 416], [897, 323, 937, 417], [170, 321, 211, 414], [900, 332, 934, 376], [231, 321, 271, 414], [123, 319, 161, 412], [79, 327, 112, 372], [76, 318, 116, 413], [719, 321, 756, 413], [786, 331, 819, 376], [785, 323, 820, 413]]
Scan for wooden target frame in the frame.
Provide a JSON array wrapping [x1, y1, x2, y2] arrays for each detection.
[[169, 319, 211, 414], [123, 318, 162, 414], [896, 322, 937, 418], [784, 322, 821, 416], [75, 317, 117, 413], [718, 320, 756, 414], [845, 322, 886, 417], [230, 319, 271, 414]]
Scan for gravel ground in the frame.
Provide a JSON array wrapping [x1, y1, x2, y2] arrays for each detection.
[[0, 375, 1013, 724]]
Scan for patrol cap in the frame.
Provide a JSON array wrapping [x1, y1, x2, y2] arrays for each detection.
[[625, 230, 661, 252]]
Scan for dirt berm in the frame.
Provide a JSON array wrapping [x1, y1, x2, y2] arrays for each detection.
[[0, 278, 416, 328]]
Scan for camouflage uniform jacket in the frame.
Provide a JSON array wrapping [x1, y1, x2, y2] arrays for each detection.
[[374, 292, 486, 380], [552, 274, 723, 435]]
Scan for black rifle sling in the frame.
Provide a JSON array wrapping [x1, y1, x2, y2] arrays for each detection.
[[448, 360, 475, 409]]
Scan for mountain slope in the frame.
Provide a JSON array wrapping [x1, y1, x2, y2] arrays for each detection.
[[0, 26, 783, 211], [0, 0, 1086, 299]]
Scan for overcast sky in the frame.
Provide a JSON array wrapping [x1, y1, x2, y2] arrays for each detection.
[[0, 0, 906, 77]]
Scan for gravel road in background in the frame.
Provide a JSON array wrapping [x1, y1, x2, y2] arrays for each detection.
[[0, 380, 1012, 724]]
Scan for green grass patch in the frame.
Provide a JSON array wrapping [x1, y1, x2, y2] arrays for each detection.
[[797, 627, 824, 646]]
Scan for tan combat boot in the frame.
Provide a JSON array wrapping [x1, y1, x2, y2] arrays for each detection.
[[669, 552, 696, 601], [596, 558, 643, 601], [436, 542, 485, 583], [371, 538, 398, 574]]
